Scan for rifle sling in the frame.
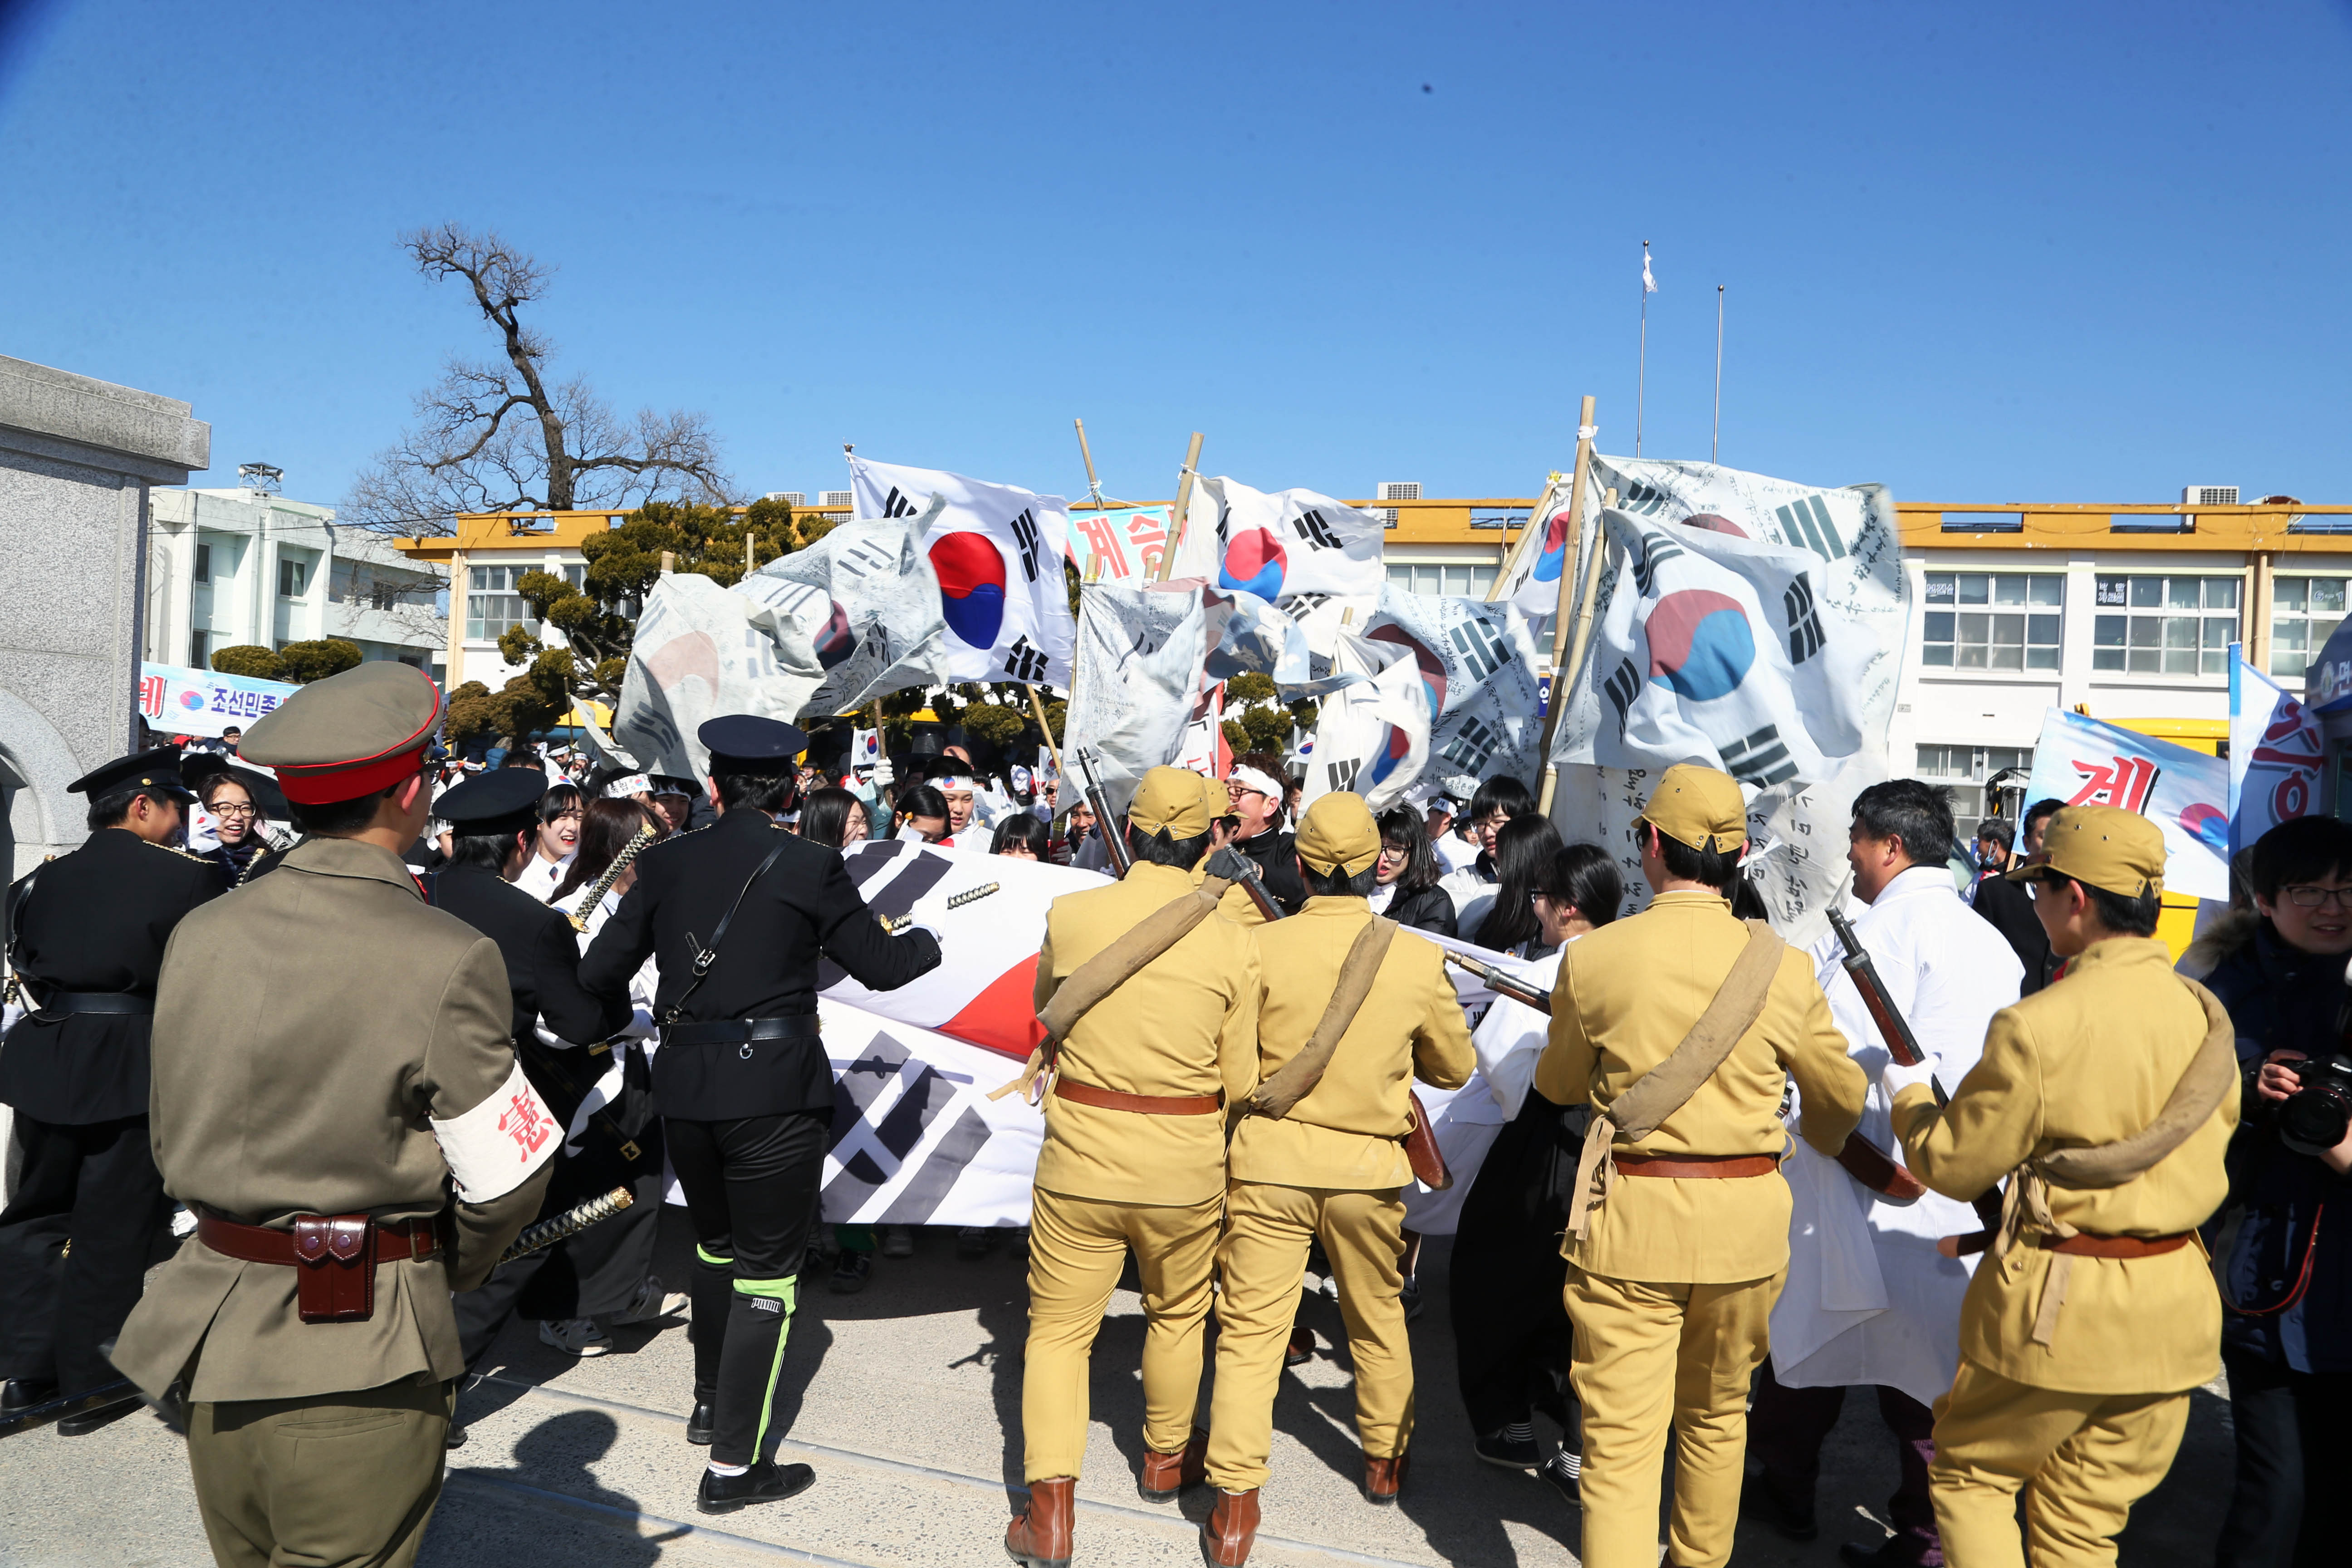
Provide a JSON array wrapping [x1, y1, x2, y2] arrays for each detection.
[[1240, 916, 1398, 1120], [1568, 918, 1785, 1240]]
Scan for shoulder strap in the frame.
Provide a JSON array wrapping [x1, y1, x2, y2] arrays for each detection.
[[1241, 915, 1399, 1119], [1609, 918, 1785, 1137], [661, 839, 791, 1026], [1567, 917, 1785, 1242], [990, 874, 1235, 1102], [2037, 975, 2239, 1190]]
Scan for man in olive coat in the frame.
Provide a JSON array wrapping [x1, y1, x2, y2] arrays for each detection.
[[112, 664, 556, 1568]]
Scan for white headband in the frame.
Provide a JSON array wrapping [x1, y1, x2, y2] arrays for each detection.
[[1228, 764, 1284, 799], [605, 774, 651, 797]]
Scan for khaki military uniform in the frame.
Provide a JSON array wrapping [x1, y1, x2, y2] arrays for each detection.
[[114, 836, 553, 1568], [1204, 895, 1475, 1493], [1535, 889, 1866, 1568], [1891, 935, 2236, 1568], [1022, 860, 1261, 1480]]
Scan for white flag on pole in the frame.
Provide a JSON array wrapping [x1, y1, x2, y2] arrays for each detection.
[[2230, 656, 2323, 854], [1359, 587, 1547, 799], [1062, 583, 1209, 813], [738, 498, 956, 719], [612, 574, 824, 779], [847, 456, 1075, 688], [1300, 632, 1431, 813], [1171, 476, 1386, 606], [1642, 250, 1658, 294]]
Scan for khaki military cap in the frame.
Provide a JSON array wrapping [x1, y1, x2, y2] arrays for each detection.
[[240, 662, 442, 804], [1297, 791, 1381, 877], [1638, 762, 1747, 854], [1129, 766, 1212, 838], [2007, 804, 2164, 898]]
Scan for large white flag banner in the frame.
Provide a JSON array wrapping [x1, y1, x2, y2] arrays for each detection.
[[1550, 489, 1905, 931], [1494, 472, 1577, 617], [1301, 633, 1432, 813], [1172, 476, 1387, 606], [740, 500, 956, 718], [1359, 588, 1546, 799], [1064, 584, 1209, 812], [2230, 656, 2323, 855], [815, 839, 1107, 1226], [612, 574, 824, 779], [848, 456, 1076, 688]]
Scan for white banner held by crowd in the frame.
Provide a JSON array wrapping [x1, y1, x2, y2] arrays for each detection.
[[137, 662, 299, 739], [848, 455, 1076, 688], [1062, 583, 1209, 813], [612, 574, 823, 779]]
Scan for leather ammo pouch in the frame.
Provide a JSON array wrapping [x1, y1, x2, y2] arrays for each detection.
[[293, 1215, 376, 1324], [990, 874, 1235, 1103], [1567, 919, 1785, 1241]]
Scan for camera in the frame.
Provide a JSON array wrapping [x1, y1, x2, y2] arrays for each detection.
[[2278, 1049, 2352, 1157]]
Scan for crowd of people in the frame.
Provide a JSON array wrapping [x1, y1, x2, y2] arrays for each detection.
[[0, 666, 2344, 1568]]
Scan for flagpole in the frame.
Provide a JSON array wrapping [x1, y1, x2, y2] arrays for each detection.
[[1636, 240, 1650, 459], [1712, 284, 1725, 464], [1534, 398, 1599, 813], [1154, 431, 1205, 583]]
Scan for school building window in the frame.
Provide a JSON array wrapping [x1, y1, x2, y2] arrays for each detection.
[[2092, 575, 2239, 676], [1920, 572, 2063, 671], [1915, 744, 2034, 824], [466, 564, 534, 639], [2269, 576, 2347, 680], [1386, 562, 1499, 598]]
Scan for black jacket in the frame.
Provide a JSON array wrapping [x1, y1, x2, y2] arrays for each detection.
[[1384, 882, 1459, 938], [1972, 872, 2054, 995], [1, 829, 222, 1123], [425, 864, 628, 1048], [1230, 827, 1308, 916], [580, 808, 941, 1119]]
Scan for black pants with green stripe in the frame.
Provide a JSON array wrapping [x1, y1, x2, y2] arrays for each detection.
[[666, 1110, 830, 1465]]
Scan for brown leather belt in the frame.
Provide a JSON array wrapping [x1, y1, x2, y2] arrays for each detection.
[[2045, 1230, 2192, 1259], [197, 1211, 443, 1325], [1054, 1078, 1222, 1117], [1615, 1152, 1779, 1179], [196, 1211, 442, 1266]]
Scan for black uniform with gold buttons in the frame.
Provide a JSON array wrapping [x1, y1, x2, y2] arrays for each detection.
[[0, 748, 220, 1422]]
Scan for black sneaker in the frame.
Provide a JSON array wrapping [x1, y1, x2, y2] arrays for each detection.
[[696, 1460, 815, 1514], [1474, 1429, 1541, 1469], [830, 1252, 872, 1294], [1540, 1448, 1581, 1505], [686, 1401, 716, 1446], [1739, 1472, 1818, 1542], [956, 1226, 994, 1260]]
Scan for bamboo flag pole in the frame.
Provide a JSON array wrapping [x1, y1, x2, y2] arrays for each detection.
[[1024, 685, 1065, 779], [1487, 471, 1563, 603], [1074, 418, 1105, 508], [1154, 431, 1205, 583], [1536, 484, 1619, 816], [1534, 397, 1600, 813]]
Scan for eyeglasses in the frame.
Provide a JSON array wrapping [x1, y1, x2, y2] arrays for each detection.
[[211, 804, 258, 818], [2283, 885, 2352, 909]]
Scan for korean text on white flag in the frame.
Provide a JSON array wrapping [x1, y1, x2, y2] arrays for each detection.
[[2019, 706, 2230, 901], [1068, 504, 1176, 586], [1062, 583, 1209, 814], [738, 498, 956, 719], [848, 456, 1075, 688], [2230, 655, 2322, 853]]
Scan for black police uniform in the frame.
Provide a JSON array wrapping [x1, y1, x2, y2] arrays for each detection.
[[422, 774, 636, 1369], [0, 750, 220, 1416], [581, 719, 940, 1487]]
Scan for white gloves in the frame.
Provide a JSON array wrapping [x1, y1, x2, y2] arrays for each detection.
[[1882, 1058, 1938, 1100], [872, 756, 895, 788]]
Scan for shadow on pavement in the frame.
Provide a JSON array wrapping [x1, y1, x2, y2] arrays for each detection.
[[440, 1408, 676, 1566]]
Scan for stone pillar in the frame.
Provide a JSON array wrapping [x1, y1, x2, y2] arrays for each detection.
[[0, 356, 209, 877]]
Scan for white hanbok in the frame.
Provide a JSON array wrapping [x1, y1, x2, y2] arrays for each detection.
[[1401, 946, 1566, 1235], [1770, 863, 2022, 1407]]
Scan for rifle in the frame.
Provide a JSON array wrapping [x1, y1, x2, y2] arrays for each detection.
[[1824, 907, 2005, 1247], [1073, 748, 1132, 877], [1203, 845, 1284, 923], [1442, 950, 1554, 1014]]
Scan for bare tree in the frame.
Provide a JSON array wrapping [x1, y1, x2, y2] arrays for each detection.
[[347, 225, 734, 534]]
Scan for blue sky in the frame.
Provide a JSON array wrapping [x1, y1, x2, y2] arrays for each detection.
[[4, 1, 2348, 510]]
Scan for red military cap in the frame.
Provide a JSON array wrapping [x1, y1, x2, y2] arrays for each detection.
[[237, 662, 444, 804]]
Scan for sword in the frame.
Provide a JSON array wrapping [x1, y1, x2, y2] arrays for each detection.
[[0, 1379, 136, 1440], [882, 881, 1000, 934], [495, 1185, 637, 1265], [568, 822, 658, 931]]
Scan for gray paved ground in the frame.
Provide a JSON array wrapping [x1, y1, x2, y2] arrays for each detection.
[[0, 1212, 2234, 1566]]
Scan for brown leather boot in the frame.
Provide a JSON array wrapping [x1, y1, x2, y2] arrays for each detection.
[[1362, 1449, 1410, 1505], [1139, 1427, 1208, 1501], [1200, 1487, 1259, 1566], [1005, 1476, 1074, 1568]]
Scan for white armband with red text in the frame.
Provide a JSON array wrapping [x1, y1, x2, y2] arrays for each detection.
[[431, 1057, 561, 1201]]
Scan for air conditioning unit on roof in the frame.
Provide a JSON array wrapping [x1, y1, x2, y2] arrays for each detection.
[[2184, 485, 2239, 507], [1375, 480, 1421, 526]]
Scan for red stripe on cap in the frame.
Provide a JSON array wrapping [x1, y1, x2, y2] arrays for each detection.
[[274, 744, 432, 804]]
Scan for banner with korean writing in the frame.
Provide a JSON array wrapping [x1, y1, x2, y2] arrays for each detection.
[[137, 661, 299, 738], [1063, 583, 1209, 813], [1069, 504, 1176, 586], [2019, 706, 2230, 901]]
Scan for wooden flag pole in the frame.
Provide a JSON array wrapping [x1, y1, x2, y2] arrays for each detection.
[[1537, 487, 1618, 816], [1073, 418, 1104, 507], [1487, 470, 1563, 603], [1534, 397, 1601, 813], [1024, 685, 1065, 779], [1155, 431, 1205, 583]]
